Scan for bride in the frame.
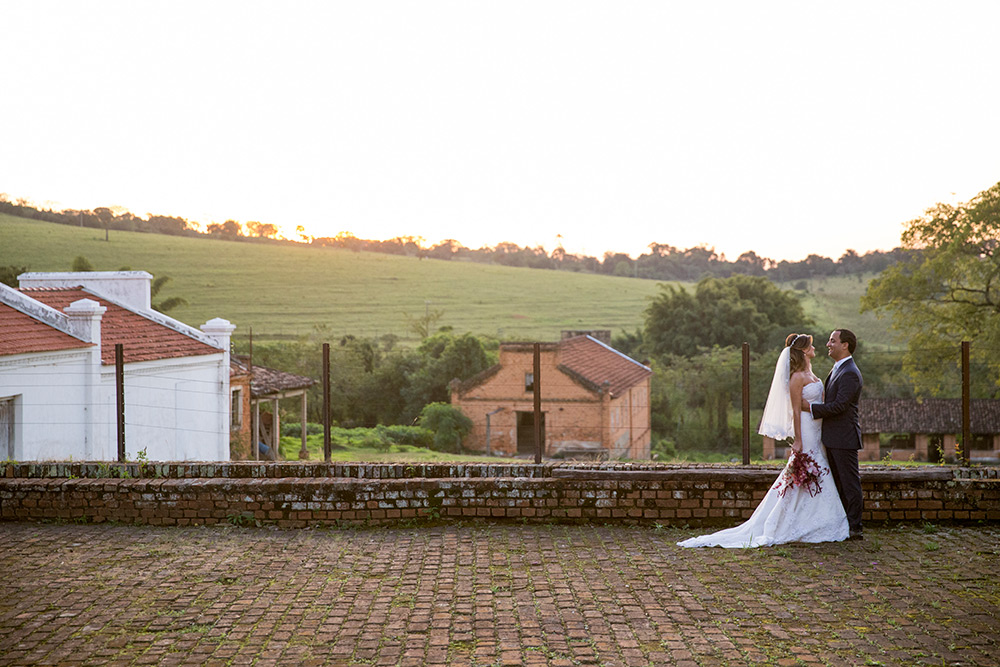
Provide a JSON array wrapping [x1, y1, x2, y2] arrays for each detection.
[[677, 333, 849, 548]]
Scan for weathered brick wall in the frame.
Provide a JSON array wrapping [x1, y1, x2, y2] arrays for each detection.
[[1, 463, 997, 528]]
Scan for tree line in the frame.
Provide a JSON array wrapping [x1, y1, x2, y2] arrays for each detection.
[[1, 193, 906, 283]]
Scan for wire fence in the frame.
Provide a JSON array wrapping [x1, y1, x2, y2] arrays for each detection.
[[3, 340, 998, 464], [1, 343, 231, 463]]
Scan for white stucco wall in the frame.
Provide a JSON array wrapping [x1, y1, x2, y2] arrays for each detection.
[[107, 353, 230, 461], [0, 350, 230, 462], [0, 349, 97, 461]]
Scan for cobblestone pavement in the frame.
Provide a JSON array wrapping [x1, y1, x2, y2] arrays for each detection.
[[1, 522, 998, 667]]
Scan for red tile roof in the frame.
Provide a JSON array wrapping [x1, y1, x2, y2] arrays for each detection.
[[0, 303, 93, 357], [19, 287, 219, 365], [558, 335, 652, 397], [455, 336, 651, 397]]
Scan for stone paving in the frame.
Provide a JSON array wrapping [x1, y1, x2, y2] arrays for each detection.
[[1, 521, 998, 667]]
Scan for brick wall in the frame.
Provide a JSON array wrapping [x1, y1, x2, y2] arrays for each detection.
[[1, 462, 997, 528]]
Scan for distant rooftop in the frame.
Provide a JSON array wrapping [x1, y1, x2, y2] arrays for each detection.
[[861, 398, 1000, 434]]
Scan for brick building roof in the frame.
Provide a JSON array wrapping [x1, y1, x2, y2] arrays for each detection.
[[0, 303, 93, 357], [19, 287, 219, 365], [558, 335, 652, 397], [860, 398, 1000, 434], [455, 335, 651, 398]]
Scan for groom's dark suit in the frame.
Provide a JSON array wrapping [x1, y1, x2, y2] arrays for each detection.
[[812, 357, 864, 534]]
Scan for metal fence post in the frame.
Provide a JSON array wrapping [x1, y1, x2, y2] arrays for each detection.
[[742, 342, 750, 465], [962, 341, 971, 466], [533, 343, 542, 465], [323, 342, 331, 462], [116, 343, 125, 462], [250, 326, 258, 461]]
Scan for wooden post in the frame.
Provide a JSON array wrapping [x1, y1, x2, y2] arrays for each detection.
[[249, 326, 257, 461], [298, 392, 309, 460], [271, 398, 280, 460], [252, 402, 260, 461], [323, 342, 331, 462], [115, 343, 125, 462], [533, 343, 542, 465], [742, 342, 750, 465], [962, 341, 971, 466], [486, 407, 504, 457], [485, 412, 492, 457]]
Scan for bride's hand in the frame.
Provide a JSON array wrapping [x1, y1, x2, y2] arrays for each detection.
[[792, 438, 803, 454]]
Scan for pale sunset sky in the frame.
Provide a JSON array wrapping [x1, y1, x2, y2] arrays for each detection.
[[2, 1, 998, 262]]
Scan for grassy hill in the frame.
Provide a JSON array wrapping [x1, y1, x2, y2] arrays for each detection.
[[776, 275, 900, 352], [0, 215, 666, 344], [1, 214, 892, 347]]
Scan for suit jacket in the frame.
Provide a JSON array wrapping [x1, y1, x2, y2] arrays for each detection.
[[813, 357, 863, 450]]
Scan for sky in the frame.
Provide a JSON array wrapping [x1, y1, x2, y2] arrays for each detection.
[[2, 1, 998, 262]]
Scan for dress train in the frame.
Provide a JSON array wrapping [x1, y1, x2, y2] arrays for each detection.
[[677, 381, 849, 548]]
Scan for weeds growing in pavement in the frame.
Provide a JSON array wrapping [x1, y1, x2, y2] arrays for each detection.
[[226, 512, 261, 528]]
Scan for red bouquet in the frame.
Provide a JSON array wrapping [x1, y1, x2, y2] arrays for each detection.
[[774, 450, 828, 497]]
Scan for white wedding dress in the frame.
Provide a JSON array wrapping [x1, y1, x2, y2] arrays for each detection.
[[677, 381, 849, 548]]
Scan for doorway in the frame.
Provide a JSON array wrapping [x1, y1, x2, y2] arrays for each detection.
[[516, 411, 545, 456], [0, 397, 14, 460]]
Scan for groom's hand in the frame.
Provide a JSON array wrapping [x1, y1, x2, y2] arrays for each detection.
[[801, 398, 812, 413]]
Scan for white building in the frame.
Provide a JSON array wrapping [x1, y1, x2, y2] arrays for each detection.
[[0, 271, 235, 461]]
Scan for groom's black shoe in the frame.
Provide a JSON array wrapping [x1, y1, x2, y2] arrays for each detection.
[[848, 530, 864, 541]]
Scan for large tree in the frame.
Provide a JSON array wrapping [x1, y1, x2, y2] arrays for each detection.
[[861, 181, 1000, 397], [644, 274, 809, 358], [403, 332, 494, 418], [654, 346, 744, 450], [642, 275, 810, 453]]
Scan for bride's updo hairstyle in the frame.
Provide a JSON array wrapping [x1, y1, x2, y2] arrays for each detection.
[[785, 333, 813, 374]]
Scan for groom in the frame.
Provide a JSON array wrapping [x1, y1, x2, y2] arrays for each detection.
[[808, 329, 864, 540]]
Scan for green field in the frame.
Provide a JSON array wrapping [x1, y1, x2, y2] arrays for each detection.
[[1, 214, 888, 347], [1, 215, 664, 344]]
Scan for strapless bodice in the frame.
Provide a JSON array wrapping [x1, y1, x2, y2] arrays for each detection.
[[802, 380, 823, 405]]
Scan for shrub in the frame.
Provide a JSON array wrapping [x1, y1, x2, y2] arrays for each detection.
[[650, 437, 677, 461], [281, 422, 324, 437], [362, 429, 392, 452], [377, 424, 433, 447], [417, 403, 473, 453]]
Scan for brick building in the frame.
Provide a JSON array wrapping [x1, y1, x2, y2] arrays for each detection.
[[450, 333, 652, 459]]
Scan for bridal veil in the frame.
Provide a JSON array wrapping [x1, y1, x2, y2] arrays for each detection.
[[758, 346, 795, 441]]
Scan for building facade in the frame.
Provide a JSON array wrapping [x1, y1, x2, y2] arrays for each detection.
[[451, 334, 652, 459], [0, 272, 234, 461]]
